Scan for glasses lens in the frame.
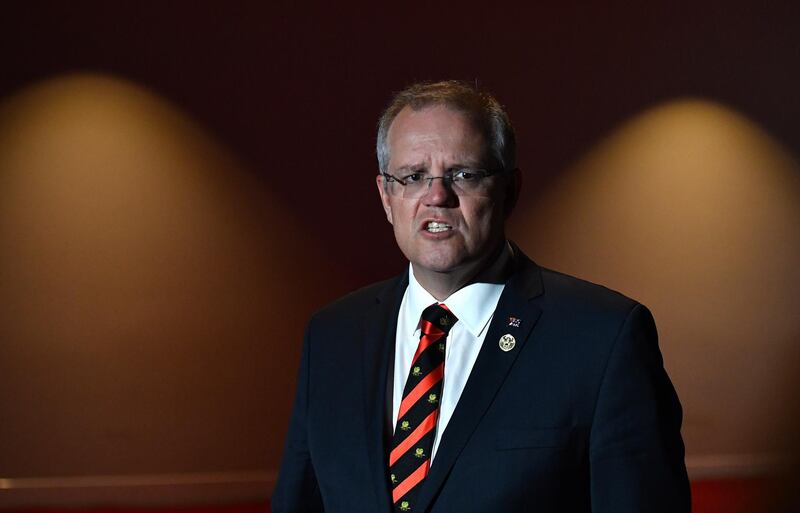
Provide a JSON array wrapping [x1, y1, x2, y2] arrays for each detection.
[[386, 172, 497, 199], [453, 173, 492, 196]]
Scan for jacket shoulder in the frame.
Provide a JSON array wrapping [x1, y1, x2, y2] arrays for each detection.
[[310, 274, 404, 325], [530, 266, 656, 363], [537, 266, 642, 318]]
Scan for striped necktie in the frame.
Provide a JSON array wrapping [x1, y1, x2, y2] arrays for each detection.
[[389, 303, 457, 513]]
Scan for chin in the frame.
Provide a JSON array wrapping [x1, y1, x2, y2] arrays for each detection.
[[412, 253, 468, 275], [401, 240, 480, 275]]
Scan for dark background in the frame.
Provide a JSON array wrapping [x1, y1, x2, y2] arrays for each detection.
[[1, 3, 799, 507], [2, 2, 798, 290]]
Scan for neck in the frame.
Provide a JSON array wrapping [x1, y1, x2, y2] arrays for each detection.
[[412, 241, 512, 301]]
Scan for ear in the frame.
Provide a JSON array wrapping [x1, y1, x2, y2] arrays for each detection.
[[376, 173, 394, 225], [503, 168, 522, 218]]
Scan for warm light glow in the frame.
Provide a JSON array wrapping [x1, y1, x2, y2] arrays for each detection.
[[511, 99, 800, 475], [0, 74, 339, 482]]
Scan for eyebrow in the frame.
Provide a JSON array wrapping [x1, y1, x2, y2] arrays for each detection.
[[393, 162, 482, 174], [392, 164, 417, 172]]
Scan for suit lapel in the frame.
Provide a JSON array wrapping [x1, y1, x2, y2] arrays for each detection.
[[414, 254, 544, 512], [362, 273, 408, 513]]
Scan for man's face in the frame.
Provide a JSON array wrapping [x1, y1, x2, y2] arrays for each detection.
[[377, 105, 514, 280]]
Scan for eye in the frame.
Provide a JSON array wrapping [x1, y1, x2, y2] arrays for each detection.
[[452, 169, 481, 181], [401, 172, 425, 184]]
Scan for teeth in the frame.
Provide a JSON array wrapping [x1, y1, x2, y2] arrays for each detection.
[[426, 221, 452, 233]]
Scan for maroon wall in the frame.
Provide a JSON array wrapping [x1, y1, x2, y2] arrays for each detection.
[[2, 3, 798, 283], [0, 2, 798, 507]]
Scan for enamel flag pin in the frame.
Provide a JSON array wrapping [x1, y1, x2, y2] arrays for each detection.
[[507, 316, 521, 328], [499, 333, 516, 352]]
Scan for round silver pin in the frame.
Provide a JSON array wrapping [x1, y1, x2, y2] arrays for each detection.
[[498, 333, 516, 352]]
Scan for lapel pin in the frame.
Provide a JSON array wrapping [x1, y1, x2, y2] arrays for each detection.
[[499, 333, 516, 352], [507, 316, 521, 328]]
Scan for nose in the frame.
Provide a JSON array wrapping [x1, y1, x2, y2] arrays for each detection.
[[422, 176, 458, 207]]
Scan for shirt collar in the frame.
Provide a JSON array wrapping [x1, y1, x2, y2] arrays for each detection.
[[406, 246, 509, 339]]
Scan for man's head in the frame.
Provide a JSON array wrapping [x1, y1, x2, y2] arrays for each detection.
[[375, 81, 520, 296], [376, 81, 516, 175]]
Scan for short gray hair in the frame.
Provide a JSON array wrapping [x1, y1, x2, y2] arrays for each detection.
[[376, 80, 516, 174]]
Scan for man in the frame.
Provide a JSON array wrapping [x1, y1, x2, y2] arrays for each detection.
[[272, 81, 690, 512]]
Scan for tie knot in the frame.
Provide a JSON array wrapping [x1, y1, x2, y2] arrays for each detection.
[[420, 303, 458, 334]]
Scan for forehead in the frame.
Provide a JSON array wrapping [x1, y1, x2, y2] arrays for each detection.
[[386, 105, 487, 169]]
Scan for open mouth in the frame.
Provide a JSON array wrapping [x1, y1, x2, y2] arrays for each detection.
[[425, 221, 453, 233]]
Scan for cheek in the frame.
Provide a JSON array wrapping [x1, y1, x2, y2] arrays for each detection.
[[466, 201, 496, 227], [390, 202, 417, 235], [464, 202, 504, 242], [401, 202, 420, 227], [385, 197, 408, 225]]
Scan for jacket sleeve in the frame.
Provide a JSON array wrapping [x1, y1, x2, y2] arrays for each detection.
[[271, 319, 324, 513], [589, 304, 691, 512]]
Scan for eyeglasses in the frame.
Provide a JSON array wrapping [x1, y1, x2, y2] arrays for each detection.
[[381, 168, 503, 199]]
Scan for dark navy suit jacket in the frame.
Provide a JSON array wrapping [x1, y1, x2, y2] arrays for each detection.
[[272, 250, 690, 512]]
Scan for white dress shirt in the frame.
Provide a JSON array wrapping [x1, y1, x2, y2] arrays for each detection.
[[391, 261, 507, 461]]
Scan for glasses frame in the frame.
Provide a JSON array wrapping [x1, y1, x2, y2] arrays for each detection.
[[380, 168, 505, 197]]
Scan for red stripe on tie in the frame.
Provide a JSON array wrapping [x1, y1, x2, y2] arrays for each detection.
[[411, 321, 444, 365], [392, 460, 429, 503], [389, 410, 438, 466], [397, 363, 444, 419]]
